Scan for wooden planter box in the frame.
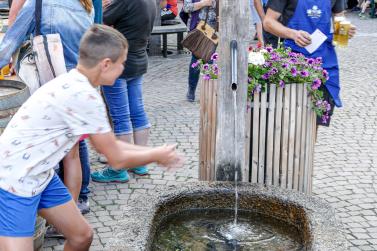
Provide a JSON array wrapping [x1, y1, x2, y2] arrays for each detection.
[[247, 84, 316, 194], [199, 80, 316, 195]]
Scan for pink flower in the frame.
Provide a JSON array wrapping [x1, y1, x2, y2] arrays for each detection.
[[279, 80, 285, 88], [203, 74, 211, 80], [211, 53, 219, 61]]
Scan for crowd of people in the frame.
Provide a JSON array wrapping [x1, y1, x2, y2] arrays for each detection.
[[0, 0, 183, 250]]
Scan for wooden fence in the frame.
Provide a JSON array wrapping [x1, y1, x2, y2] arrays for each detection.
[[199, 81, 316, 195]]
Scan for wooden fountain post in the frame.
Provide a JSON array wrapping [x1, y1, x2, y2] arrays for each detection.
[[214, 0, 250, 182]]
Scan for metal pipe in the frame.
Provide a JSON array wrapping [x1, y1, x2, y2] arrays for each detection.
[[230, 40, 238, 91]]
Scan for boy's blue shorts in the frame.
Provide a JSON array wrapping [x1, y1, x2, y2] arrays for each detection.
[[0, 174, 72, 237]]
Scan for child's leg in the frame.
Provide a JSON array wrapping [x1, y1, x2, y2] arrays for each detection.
[[38, 174, 92, 250], [39, 200, 93, 251], [0, 237, 33, 251], [62, 142, 82, 202]]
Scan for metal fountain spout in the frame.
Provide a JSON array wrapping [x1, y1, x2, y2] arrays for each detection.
[[230, 40, 238, 92]]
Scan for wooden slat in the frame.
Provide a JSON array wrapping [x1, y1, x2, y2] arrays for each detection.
[[199, 79, 205, 180], [265, 85, 276, 186], [287, 84, 296, 189], [244, 99, 252, 182], [251, 92, 260, 183], [303, 84, 312, 193], [209, 80, 218, 181], [202, 80, 209, 180], [299, 85, 308, 192], [280, 85, 290, 189], [206, 80, 213, 180], [293, 84, 303, 190], [258, 91, 267, 184], [308, 111, 316, 194], [273, 87, 283, 186]]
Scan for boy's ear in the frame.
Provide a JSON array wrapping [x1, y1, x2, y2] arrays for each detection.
[[100, 58, 113, 72]]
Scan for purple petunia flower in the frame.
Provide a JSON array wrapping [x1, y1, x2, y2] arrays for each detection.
[[291, 67, 297, 77], [262, 73, 270, 80], [191, 61, 200, 68], [212, 64, 219, 72], [300, 70, 309, 77], [306, 58, 315, 65], [211, 52, 219, 61], [289, 58, 298, 64], [203, 74, 211, 80], [203, 64, 210, 71], [311, 78, 322, 90], [288, 52, 298, 58], [315, 57, 323, 64], [282, 63, 289, 69], [279, 80, 285, 88], [270, 67, 278, 74], [264, 62, 272, 68], [254, 84, 262, 93], [322, 69, 329, 80], [266, 46, 273, 53]]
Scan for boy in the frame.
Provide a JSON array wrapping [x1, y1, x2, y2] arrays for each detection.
[[0, 24, 182, 251]]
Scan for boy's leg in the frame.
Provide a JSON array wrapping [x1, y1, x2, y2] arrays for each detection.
[[39, 200, 93, 251], [0, 237, 33, 251], [38, 174, 92, 250]]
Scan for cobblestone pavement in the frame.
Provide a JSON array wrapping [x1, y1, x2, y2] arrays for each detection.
[[44, 13, 377, 250]]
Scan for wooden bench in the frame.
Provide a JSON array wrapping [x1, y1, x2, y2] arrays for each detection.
[[151, 22, 187, 57]]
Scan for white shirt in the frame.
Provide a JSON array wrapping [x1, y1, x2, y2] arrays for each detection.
[[0, 69, 111, 197]]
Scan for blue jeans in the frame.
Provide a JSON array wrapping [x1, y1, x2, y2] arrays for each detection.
[[102, 76, 151, 135], [189, 55, 200, 91], [79, 140, 90, 202], [92, 0, 103, 24]]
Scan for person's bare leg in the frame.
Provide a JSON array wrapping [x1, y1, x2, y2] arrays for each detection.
[[133, 128, 149, 146], [39, 200, 93, 251], [63, 143, 81, 202], [256, 23, 264, 45], [0, 237, 33, 251], [118, 134, 133, 144]]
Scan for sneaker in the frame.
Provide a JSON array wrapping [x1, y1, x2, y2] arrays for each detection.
[[91, 167, 129, 183], [77, 198, 90, 215], [129, 166, 149, 176], [45, 225, 64, 239]]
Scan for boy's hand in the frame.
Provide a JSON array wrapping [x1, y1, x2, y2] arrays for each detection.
[[155, 144, 184, 170]]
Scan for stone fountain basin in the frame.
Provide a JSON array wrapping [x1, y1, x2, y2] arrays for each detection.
[[105, 182, 346, 251]]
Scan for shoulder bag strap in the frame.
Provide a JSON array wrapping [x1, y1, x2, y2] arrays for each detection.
[[215, 0, 219, 32], [35, 0, 42, 36]]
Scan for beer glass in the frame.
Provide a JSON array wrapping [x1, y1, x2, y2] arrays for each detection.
[[338, 20, 351, 47], [333, 16, 345, 46]]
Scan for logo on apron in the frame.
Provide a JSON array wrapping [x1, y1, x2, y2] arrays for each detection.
[[307, 5, 322, 19]]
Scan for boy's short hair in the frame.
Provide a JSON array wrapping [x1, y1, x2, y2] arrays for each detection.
[[79, 24, 129, 68]]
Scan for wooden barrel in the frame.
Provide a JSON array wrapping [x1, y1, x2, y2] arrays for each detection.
[[0, 79, 30, 134]]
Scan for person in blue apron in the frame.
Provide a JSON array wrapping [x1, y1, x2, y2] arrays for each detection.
[[263, 0, 356, 126]]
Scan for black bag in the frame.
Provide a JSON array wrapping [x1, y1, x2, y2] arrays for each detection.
[[181, 1, 219, 62]]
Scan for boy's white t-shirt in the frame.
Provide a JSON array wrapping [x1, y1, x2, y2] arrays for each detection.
[[0, 69, 111, 197]]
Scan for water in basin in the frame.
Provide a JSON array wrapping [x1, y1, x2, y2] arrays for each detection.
[[152, 209, 305, 251]]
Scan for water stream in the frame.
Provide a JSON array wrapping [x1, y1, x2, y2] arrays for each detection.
[[233, 90, 238, 226]]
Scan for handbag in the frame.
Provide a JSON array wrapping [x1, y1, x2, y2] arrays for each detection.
[[181, 0, 219, 62], [15, 0, 66, 94]]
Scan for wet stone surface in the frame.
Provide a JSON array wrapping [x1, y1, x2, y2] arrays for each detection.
[[43, 12, 377, 250]]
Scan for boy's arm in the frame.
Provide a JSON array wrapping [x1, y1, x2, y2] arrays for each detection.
[[89, 132, 182, 170]]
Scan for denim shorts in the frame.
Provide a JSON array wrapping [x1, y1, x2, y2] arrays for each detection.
[[102, 76, 151, 135], [0, 174, 72, 237]]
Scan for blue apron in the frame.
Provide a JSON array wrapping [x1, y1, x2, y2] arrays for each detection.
[[284, 0, 342, 107]]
